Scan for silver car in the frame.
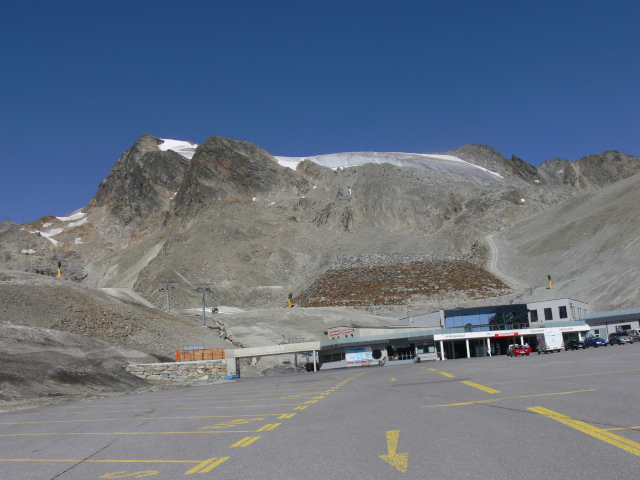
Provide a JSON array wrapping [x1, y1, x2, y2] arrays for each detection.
[[608, 332, 634, 345]]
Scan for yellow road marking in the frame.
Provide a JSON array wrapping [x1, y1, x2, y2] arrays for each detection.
[[27, 403, 310, 416], [529, 407, 640, 457], [256, 423, 280, 431], [460, 381, 500, 394], [198, 418, 265, 430], [439, 372, 455, 378], [0, 414, 280, 426], [184, 457, 229, 474], [0, 459, 199, 464], [0, 428, 278, 437], [490, 368, 640, 385], [293, 406, 308, 410], [230, 436, 260, 448], [278, 413, 296, 419], [606, 426, 640, 431], [424, 389, 597, 407], [428, 368, 437, 371], [100, 471, 158, 478], [378, 430, 408, 473]]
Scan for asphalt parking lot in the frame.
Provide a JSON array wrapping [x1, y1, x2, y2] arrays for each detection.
[[1, 345, 639, 479]]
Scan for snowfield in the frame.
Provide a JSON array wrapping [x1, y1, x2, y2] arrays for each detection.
[[159, 138, 198, 159], [157, 138, 503, 181], [275, 152, 504, 181]]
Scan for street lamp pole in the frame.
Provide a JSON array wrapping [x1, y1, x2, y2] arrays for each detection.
[[160, 278, 176, 313], [196, 285, 212, 327]]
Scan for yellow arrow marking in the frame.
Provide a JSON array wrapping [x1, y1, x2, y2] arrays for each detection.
[[378, 430, 408, 473]]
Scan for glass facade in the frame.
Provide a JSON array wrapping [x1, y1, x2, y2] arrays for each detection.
[[444, 304, 529, 332]]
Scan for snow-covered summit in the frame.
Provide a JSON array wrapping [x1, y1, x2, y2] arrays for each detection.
[[159, 138, 198, 160], [156, 137, 502, 181], [274, 152, 503, 181]]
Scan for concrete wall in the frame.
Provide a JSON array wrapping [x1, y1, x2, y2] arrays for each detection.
[[398, 311, 442, 328], [125, 360, 227, 383], [528, 298, 589, 323]]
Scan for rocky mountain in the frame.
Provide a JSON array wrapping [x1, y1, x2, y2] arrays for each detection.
[[1, 134, 639, 317]]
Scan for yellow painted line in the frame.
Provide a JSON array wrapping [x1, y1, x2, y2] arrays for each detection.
[[230, 436, 261, 448], [0, 414, 281, 426], [305, 400, 318, 404], [529, 407, 640, 457], [313, 396, 325, 400], [27, 403, 311, 416], [196, 456, 230, 473], [424, 389, 597, 407], [184, 457, 229, 474], [184, 458, 214, 474], [278, 413, 296, 419], [428, 368, 437, 371], [460, 381, 500, 394], [256, 423, 280, 431], [293, 406, 308, 410], [491, 368, 640, 385], [0, 427, 280, 437], [0, 459, 198, 464], [606, 426, 640, 432], [439, 372, 455, 378]]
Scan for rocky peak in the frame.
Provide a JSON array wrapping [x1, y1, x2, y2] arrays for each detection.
[[174, 135, 304, 217], [538, 150, 640, 188], [88, 135, 191, 221]]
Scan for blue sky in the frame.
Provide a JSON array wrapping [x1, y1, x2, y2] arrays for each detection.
[[1, 1, 638, 222]]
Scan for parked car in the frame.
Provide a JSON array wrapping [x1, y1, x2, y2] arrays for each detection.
[[566, 339, 586, 350], [507, 344, 532, 356], [625, 329, 640, 342], [608, 332, 634, 345], [584, 336, 608, 348]]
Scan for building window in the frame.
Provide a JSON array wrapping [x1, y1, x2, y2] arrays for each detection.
[[530, 310, 538, 322], [559, 306, 568, 319], [544, 308, 553, 321]]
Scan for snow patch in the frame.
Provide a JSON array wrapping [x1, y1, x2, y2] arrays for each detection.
[[275, 151, 504, 181], [21, 249, 36, 254], [42, 222, 52, 228], [75, 238, 84, 245], [67, 217, 88, 228], [32, 228, 63, 246], [57, 211, 86, 222], [159, 138, 199, 159]]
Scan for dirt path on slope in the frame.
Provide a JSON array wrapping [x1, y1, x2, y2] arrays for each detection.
[[485, 233, 526, 289]]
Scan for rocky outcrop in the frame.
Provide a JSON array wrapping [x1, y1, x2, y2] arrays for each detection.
[[175, 136, 306, 218], [538, 151, 640, 188], [89, 134, 191, 221]]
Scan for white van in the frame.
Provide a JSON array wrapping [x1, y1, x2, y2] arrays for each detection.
[[536, 329, 564, 353]]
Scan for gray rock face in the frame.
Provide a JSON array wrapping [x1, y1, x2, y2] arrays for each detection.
[[538, 150, 640, 188], [90, 134, 190, 221], [175, 135, 305, 218]]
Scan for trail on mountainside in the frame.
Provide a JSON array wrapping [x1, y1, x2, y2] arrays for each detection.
[[485, 233, 524, 289]]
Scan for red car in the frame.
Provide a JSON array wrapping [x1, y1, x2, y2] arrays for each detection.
[[507, 344, 532, 356]]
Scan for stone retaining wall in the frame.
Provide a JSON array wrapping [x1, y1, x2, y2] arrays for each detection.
[[125, 360, 227, 382]]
